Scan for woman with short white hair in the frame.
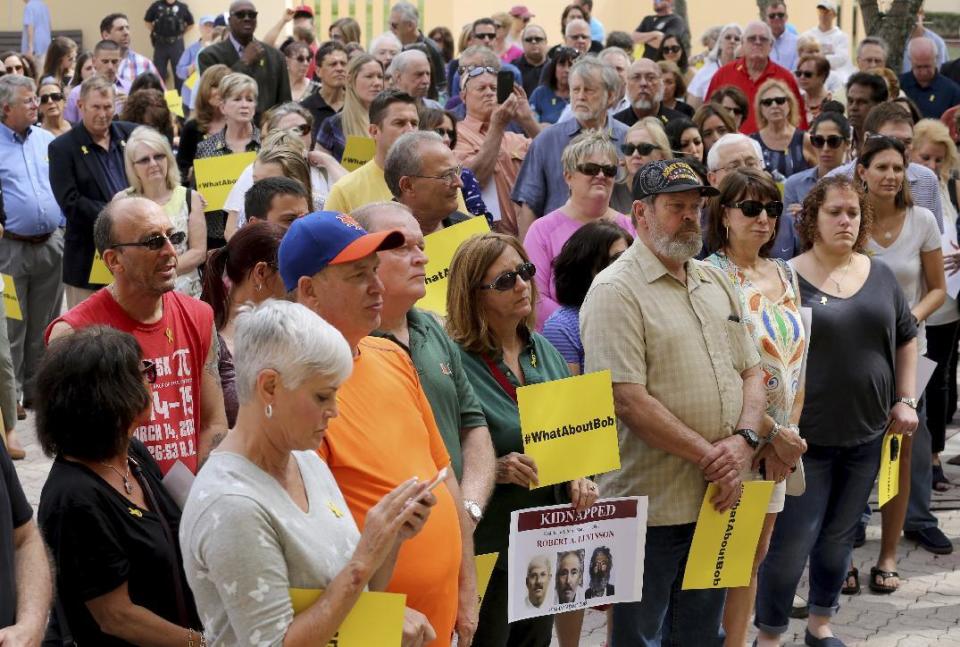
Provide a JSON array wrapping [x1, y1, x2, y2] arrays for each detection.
[[687, 23, 742, 109], [180, 300, 437, 646]]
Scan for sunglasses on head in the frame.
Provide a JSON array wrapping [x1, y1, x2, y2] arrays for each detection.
[[576, 162, 618, 178], [794, 70, 816, 79], [141, 359, 157, 384], [479, 262, 536, 291], [556, 47, 581, 60], [661, 45, 682, 54], [810, 134, 846, 149], [108, 231, 187, 251], [524, 36, 545, 44], [622, 142, 660, 156], [232, 10, 258, 19], [726, 200, 783, 218], [39, 92, 64, 104], [759, 96, 788, 107]]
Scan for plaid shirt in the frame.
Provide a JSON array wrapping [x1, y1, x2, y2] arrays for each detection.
[[118, 49, 164, 88]]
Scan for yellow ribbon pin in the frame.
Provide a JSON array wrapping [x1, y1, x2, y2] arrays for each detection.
[[128, 507, 142, 518], [327, 501, 344, 518]]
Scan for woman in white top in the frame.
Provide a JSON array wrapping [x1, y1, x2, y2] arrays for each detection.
[[180, 300, 437, 646], [686, 23, 741, 109], [911, 119, 960, 489], [858, 135, 945, 595]]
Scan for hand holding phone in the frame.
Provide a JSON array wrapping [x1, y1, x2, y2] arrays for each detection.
[[496, 70, 515, 104]]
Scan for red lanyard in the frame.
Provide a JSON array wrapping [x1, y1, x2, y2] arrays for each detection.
[[482, 355, 518, 403]]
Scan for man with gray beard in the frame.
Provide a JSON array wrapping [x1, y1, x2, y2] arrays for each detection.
[[585, 546, 615, 599], [614, 58, 684, 127], [580, 159, 765, 645]]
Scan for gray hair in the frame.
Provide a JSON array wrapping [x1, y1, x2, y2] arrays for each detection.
[[565, 18, 590, 38], [79, 74, 117, 100], [599, 47, 631, 68], [743, 20, 773, 42], [708, 24, 742, 63], [857, 36, 889, 59], [459, 45, 500, 70], [706, 133, 763, 171], [570, 56, 619, 99], [386, 48, 428, 79], [0, 75, 36, 117], [352, 201, 414, 232], [384, 130, 444, 196], [234, 300, 353, 402], [391, 1, 419, 24], [521, 24, 546, 40], [369, 31, 402, 55], [561, 129, 619, 175], [908, 36, 936, 59]]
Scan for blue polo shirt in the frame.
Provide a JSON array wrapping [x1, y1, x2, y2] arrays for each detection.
[[0, 123, 63, 235], [899, 71, 960, 120]]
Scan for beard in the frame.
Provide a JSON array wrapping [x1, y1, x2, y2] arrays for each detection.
[[632, 88, 664, 112], [647, 211, 703, 262], [588, 573, 610, 595]]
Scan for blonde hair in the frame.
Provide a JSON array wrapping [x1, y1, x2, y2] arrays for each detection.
[[561, 129, 619, 175], [446, 233, 538, 356], [195, 63, 230, 132], [755, 79, 799, 129], [331, 17, 361, 44], [255, 131, 312, 206], [123, 126, 180, 193], [628, 118, 671, 160], [218, 72, 258, 103], [796, 35, 821, 56], [342, 54, 380, 139], [913, 118, 960, 185]]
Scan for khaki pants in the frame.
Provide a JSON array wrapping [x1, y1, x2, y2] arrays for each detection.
[[65, 285, 97, 309]]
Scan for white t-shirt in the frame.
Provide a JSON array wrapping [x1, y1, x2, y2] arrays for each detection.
[[226, 164, 331, 228], [688, 59, 720, 101], [801, 26, 855, 83], [866, 206, 941, 354], [928, 184, 960, 327]]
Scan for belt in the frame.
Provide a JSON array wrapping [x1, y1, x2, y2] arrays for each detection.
[[3, 230, 53, 244]]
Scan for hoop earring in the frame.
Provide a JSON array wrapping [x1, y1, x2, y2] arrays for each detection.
[[265, 403, 273, 419]]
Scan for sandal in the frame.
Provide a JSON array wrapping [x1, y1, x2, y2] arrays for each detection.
[[933, 464, 952, 492], [841, 567, 860, 595], [868, 566, 899, 594]]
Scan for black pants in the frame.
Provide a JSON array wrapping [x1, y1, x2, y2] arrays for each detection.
[[473, 567, 554, 647], [925, 320, 960, 453], [153, 40, 185, 91]]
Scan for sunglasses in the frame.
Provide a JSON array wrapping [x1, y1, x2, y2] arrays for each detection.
[[746, 35, 770, 44], [726, 200, 783, 218], [479, 262, 536, 291], [794, 70, 817, 79], [721, 104, 744, 117], [474, 32, 496, 41], [133, 153, 167, 166], [576, 162, 618, 178], [291, 55, 311, 63], [622, 142, 661, 156], [661, 45, 682, 55], [767, 12, 786, 19], [810, 134, 846, 149], [524, 36, 546, 44], [232, 10, 258, 19], [141, 359, 157, 384], [109, 231, 187, 251], [759, 96, 788, 107], [289, 123, 311, 136], [39, 92, 64, 104], [434, 127, 456, 139], [461, 65, 497, 89]]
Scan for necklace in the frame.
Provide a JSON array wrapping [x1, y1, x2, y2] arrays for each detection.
[[825, 255, 853, 293], [101, 459, 134, 495]]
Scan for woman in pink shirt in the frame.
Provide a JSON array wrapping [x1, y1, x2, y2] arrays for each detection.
[[524, 130, 636, 329]]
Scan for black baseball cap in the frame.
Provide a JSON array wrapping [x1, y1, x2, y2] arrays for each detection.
[[633, 159, 720, 200]]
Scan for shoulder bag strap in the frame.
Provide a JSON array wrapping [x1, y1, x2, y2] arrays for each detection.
[[482, 355, 518, 403]]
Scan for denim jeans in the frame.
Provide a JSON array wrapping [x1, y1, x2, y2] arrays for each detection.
[[755, 435, 884, 634], [905, 396, 938, 532], [610, 523, 725, 647]]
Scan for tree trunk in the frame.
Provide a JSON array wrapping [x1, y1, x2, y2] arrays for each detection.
[[858, 0, 923, 72], [673, 0, 692, 53]]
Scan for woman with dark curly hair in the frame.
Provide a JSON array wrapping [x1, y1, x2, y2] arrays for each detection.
[[755, 175, 919, 647], [37, 326, 202, 645], [120, 88, 175, 144]]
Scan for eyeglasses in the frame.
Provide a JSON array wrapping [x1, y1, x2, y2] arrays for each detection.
[[141, 359, 157, 384], [473, 32, 496, 41], [723, 34, 741, 41], [479, 262, 536, 291], [759, 96, 788, 107], [810, 134, 846, 149], [767, 12, 786, 19], [524, 36, 546, 44], [745, 35, 770, 44], [721, 104, 744, 117], [232, 10, 258, 20], [621, 142, 661, 156], [717, 157, 761, 173], [726, 200, 783, 218], [411, 165, 462, 185], [661, 45, 682, 54], [108, 231, 186, 251], [133, 153, 167, 166], [289, 123, 311, 136], [794, 70, 817, 79], [291, 55, 311, 63], [39, 92, 64, 104], [576, 162, 618, 178], [434, 127, 456, 140]]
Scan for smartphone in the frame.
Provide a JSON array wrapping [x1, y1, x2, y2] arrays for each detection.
[[496, 70, 514, 104]]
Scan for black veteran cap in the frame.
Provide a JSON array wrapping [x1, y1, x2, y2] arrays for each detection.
[[632, 159, 720, 200]]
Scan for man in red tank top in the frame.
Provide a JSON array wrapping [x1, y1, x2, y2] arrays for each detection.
[[46, 197, 228, 475]]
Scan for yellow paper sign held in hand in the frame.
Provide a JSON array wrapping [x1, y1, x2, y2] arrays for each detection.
[[288, 589, 405, 645], [88, 251, 112, 286], [341, 136, 376, 172], [682, 480, 774, 589], [184, 70, 198, 90], [518, 369, 620, 488], [194, 152, 257, 212], [165, 89, 184, 118], [1, 274, 22, 320], [475, 552, 498, 608], [417, 217, 490, 316], [878, 431, 900, 507]]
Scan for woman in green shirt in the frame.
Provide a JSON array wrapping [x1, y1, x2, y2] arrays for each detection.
[[446, 232, 598, 647]]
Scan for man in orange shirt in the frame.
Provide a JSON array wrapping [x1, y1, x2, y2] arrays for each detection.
[[278, 209, 477, 647]]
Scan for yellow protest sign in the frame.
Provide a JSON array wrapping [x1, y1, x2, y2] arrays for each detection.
[[682, 480, 774, 589], [194, 152, 256, 212], [518, 370, 620, 488], [417, 217, 490, 316], [1, 274, 21, 321], [289, 589, 405, 645], [475, 552, 498, 608], [878, 432, 900, 508], [184, 70, 198, 90], [341, 136, 376, 172], [165, 89, 184, 118], [88, 251, 113, 285]]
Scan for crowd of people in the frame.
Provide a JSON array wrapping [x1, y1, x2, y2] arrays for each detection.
[[2, 0, 960, 645]]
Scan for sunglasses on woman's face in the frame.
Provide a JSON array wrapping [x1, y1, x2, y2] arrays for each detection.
[[576, 162, 618, 178], [727, 200, 783, 218], [810, 134, 846, 149], [141, 359, 157, 384], [621, 142, 661, 156], [434, 127, 456, 140], [759, 96, 788, 107], [39, 92, 64, 104], [794, 70, 817, 79], [289, 123, 311, 136], [661, 45, 682, 55], [291, 55, 310, 63], [479, 262, 536, 291], [722, 104, 744, 117]]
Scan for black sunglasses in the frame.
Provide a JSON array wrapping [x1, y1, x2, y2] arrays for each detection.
[[794, 70, 816, 79], [576, 162, 618, 178], [109, 231, 187, 251], [759, 96, 788, 107], [289, 123, 311, 136], [141, 359, 157, 384], [479, 262, 536, 291], [726, 200, 783, 218], [767, 12, 786, 19], [232, 10, 258, 20], [621, 142, 660, 156], [725, 106, 745, 117], [291, 55, 311, 63], [473, 32, 496, 41], [661, 45, 682, 54], [39, 92, 64, 104], [524, 36, 546, 44], [434, 127, 456, 140], [810, 134, 846, 149]]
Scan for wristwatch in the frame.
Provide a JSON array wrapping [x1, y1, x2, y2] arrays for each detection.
[[896, 397, 919, 410], [464, 499, 483, 524], [734, 428, 760, 450]]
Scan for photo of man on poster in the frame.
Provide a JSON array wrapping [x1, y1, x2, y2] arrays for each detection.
[[585, 546, 615, 599], [524, 555, 553, 609], [556, 550, 585, 604]]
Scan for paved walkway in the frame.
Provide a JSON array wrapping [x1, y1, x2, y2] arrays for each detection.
[[10, 415, 960, 646]]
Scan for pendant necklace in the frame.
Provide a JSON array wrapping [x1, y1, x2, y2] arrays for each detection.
[[101, 460, 134, 495]]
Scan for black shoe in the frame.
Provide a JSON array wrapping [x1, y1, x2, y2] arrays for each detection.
[[15, 403, 25, 421], [904, 527, 954, 555], [804, 629, 846, 646], [853, 522, 866, 548], [790, 599, 809, 619]]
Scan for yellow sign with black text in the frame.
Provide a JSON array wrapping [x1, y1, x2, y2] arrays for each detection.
[[682, 480, 774, 589], [88, 251, 112, 286], [1, 274, 21, 320], [341, 136, 376, 172], [518, 370, 620, 488], [417, 217, 490, 316], [165, 89, 184, 118], [878, 431, 900, 508], [194, 152, 256, 212], [288, 589, 405, 645]]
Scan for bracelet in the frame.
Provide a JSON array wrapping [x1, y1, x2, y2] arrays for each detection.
[[187, 629, 206, 647], [765, 422, 782, 446]]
